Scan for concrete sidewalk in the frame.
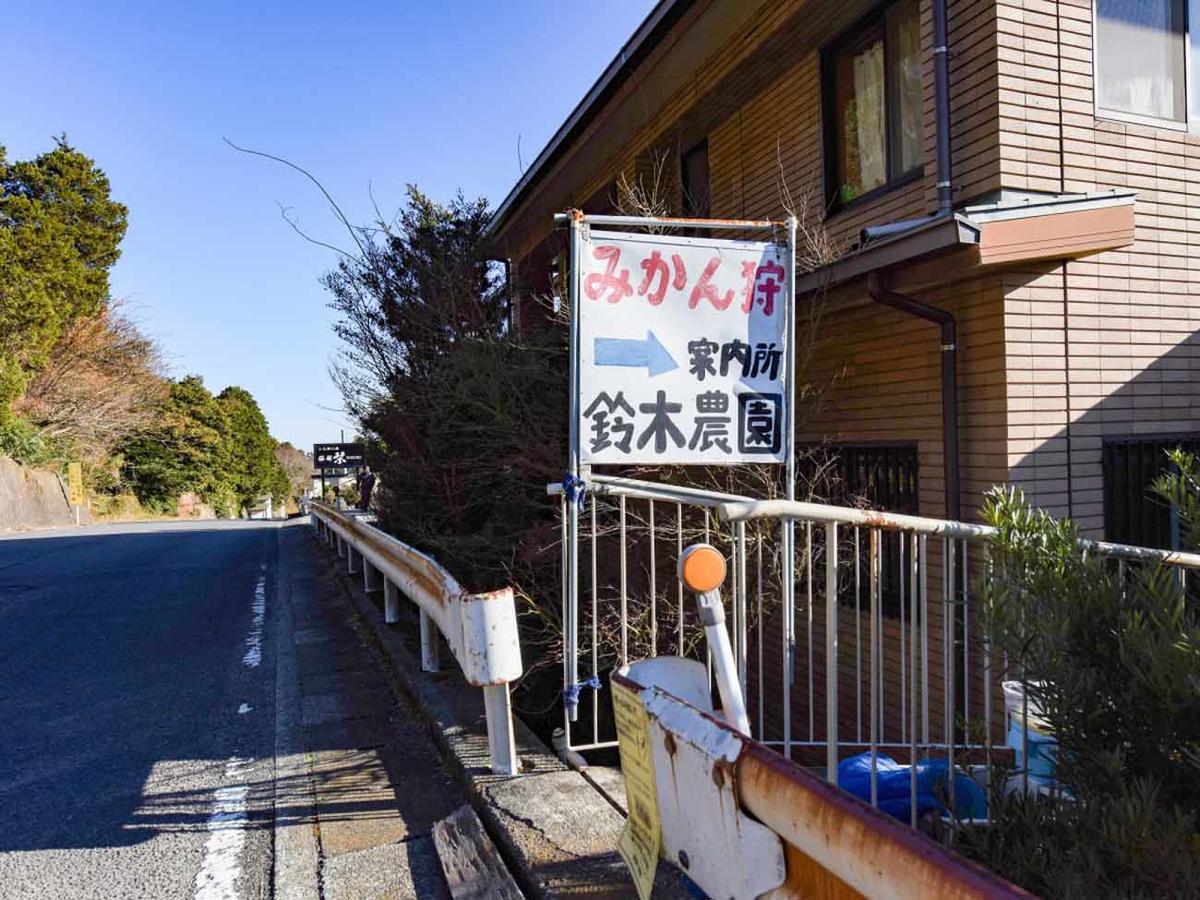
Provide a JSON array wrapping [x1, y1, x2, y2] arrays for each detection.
[[273, 520, 465, 898], [310, 518, 694, 900]]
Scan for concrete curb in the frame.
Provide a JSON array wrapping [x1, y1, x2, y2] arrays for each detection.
[[308, 525, 693, 900]]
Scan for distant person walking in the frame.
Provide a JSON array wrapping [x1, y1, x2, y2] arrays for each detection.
[[356, 466, 377, 510]]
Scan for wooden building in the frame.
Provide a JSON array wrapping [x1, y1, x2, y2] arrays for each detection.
[[488, 0, 1200, 546], [487, 0, 1200, 750]]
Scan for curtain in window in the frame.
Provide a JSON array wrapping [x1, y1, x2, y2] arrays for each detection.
[[889, 0, 923, 173], [1097, 0, 1186, 121], [852, 41, 886, 194]]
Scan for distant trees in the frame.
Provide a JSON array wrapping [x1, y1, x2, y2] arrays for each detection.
[[274, 442, 313, 500], [120, 376, 290, 516], [121, 376, 234, 514], [217, 386, 289, 509], [0, 137, 298, 519]]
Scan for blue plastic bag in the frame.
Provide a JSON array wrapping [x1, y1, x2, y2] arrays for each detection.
[[836, 753, 987, 821]]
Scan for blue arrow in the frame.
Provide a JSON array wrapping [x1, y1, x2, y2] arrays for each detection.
[[594, 330, 678, 376]]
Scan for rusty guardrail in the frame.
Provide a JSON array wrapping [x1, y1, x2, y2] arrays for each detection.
[[613, 668, 1029, 899], [309, 501, 523, 775]]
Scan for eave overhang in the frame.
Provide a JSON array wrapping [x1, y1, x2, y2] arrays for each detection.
[[797, 190, 1138, 296]]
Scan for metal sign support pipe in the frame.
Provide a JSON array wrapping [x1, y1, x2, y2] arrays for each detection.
[[554, 208, 798, 749], [782, 215, 798, 759], [565, 211, 583, 724]]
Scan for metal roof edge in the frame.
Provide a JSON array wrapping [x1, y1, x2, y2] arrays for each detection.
[[959, 189, 1137, 223], [795, 189, 1138, 296], [485, 0, 691, 243], [795, 213, 980, 295]]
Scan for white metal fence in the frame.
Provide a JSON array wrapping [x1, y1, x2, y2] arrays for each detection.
[[549, 475, 1200, 821]]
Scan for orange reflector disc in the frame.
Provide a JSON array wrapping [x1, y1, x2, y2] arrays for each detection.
[[679, 544, 727, 593]]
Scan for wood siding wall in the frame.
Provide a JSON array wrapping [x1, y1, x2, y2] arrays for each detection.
[[503, 0, 1004, 260], [504, 0, 1011, 519], [995, 0, 1200, 538], [500, 0, 1200, 747]]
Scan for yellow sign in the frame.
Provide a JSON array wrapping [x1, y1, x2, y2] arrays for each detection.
[[613, 679, 660, 900], [66, 462, 84, 507]]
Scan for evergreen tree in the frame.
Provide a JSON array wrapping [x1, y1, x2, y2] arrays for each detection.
[[122, 376, 232, 514], [0, 138, 127, 418], [216, 386, 286, 509]]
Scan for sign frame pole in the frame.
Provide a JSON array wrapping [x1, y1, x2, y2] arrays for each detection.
[[566, 213, 583, 725], [562, 210, 795, 739], [782, 216, 798, 759]]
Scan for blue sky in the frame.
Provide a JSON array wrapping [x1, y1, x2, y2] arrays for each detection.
[[4, 1, 653, 450]]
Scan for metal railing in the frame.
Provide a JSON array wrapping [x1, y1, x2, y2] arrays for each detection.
[[309, 502, 524, 775], [614, 665, 1028, 899], [549, 475, 1200, 818]]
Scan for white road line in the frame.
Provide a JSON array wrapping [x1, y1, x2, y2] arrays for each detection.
[[242, 574, 267, 667], [195, 568, 270, 898], [193, 757, 253, 900]]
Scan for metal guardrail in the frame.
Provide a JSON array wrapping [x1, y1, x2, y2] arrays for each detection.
[[308, 501, 523, 775], [614, 668, 1029, 899]]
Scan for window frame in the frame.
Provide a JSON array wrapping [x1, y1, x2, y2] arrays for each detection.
[[1092, 0, 1192, 132], [821, 0, 925, 214]]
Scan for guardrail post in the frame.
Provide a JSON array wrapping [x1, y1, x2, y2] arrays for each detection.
[[310, 503, 523, 777], [363, 558, 382, 593], [482, 684, 518, 776], [383, 579, 401, 624], [420, 611, 440, 672]]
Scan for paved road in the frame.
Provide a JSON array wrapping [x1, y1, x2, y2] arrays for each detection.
[[0, 518, 459, 899]]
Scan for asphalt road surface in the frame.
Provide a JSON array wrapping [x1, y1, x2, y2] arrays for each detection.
[[0, 518, 457, 899]]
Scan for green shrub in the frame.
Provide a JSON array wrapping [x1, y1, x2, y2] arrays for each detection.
[[0, 415, 66, 467], [962, 485, 1200, 897]]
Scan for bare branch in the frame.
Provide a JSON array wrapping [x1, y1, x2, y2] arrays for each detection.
[[223, 137, 369, 257]]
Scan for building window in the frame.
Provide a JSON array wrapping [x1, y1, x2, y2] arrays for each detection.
[[835, 443, 920, 514], [1103, 436, 1200, 549], [824, 0, 923, 208], [680, 139, 710, 218], [1095, 0, 1186, 125], [803, 443, 919, 617]]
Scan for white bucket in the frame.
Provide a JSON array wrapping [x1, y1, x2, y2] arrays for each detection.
[[1002, 680, 1052, 734]]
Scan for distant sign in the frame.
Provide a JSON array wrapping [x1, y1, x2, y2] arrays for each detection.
[[313, 443, 365, 470], [66, 462, 84, 506], [613, 679, 660, 900], [578, 230, 787, 465]]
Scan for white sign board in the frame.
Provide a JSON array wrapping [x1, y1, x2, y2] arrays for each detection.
[[577, 229, 787, 465]]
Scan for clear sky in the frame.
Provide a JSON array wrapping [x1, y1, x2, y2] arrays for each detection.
[[4, 1, 653, 451]]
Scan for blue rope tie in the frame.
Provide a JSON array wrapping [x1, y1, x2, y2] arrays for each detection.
[[563, 675, 602, 710], [561, 472, 588, 510]]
